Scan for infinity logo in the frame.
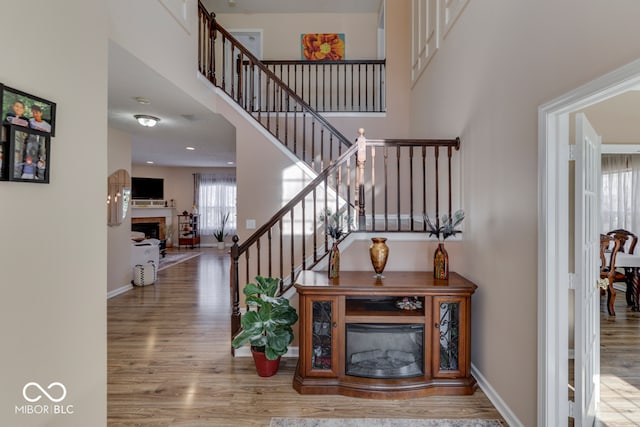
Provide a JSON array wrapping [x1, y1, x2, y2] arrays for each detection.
[[22, 382, 67, 403]]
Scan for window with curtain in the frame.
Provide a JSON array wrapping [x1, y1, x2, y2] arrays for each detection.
[[601, 154, 640, 233], [194, 173, 237, 237]]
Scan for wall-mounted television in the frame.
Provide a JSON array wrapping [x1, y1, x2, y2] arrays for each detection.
[[131, 177, 164, 200]]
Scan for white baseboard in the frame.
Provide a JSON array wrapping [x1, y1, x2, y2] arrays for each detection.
[[471, 363, 523, 427], [107, 283, 133, 299]]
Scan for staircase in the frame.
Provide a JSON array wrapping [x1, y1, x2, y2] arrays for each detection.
[[197, 3, 462, 340]]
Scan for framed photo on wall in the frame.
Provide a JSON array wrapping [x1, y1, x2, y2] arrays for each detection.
[[0, 125, 8, 181], [8, 125, 50, 183], [1, 85, 56, 136]]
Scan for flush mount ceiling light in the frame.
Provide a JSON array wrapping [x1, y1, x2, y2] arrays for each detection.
[[134, 96, 151, 105], [134, 114, 160, 127]]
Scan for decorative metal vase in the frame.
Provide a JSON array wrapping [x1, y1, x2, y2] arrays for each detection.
[[328, 241, 340, 279], [433, 242, 449, 280], [369, 237, 389, 278]]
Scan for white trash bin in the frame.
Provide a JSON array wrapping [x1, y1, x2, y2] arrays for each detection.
[[133, 261, 156, 286]]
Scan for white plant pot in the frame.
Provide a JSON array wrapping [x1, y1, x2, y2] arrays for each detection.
[[217, 241, 225, 250]]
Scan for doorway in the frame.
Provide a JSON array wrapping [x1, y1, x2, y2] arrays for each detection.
[[539, 58, 640, 425]]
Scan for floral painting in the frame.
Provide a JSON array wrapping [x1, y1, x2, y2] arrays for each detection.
[[301, 33, 345, 61]]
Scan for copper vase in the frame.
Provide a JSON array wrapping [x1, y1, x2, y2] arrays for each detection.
[[328, 241, 340, 279], [434, 242, 449, 280], [369, 237, 389, 278]]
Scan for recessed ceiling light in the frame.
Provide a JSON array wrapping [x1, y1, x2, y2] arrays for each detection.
[[185, 146, 195, 151], [227, 161, 234, 165], [146, 161, 154, 164], [134, 97, 151, 105], [134, 114, 160, 127]]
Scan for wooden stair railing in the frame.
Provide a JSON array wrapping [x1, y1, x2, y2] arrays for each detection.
[[198, 4, 351, 173], [230, 142, 359, 337], [230, 133, 461, 340], [197, 2, 462, 349]]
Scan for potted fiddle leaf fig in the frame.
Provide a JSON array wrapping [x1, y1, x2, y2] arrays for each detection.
[[231, 276, 298, 377]]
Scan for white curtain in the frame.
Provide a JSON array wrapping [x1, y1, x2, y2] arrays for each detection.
[[194, 173, 237, 237], [601, 154, 640, 233]]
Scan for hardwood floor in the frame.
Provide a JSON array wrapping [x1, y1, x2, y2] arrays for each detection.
[[108, 248, 505, 426], [568, 291, 640, 427], [596, 292, 640, 426]]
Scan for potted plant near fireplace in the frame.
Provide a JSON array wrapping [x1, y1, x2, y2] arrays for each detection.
[[213, 212, 230, 250], [231, 275, 298, 377]]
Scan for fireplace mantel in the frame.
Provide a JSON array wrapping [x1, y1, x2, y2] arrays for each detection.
[[131, 207, 176, 243]]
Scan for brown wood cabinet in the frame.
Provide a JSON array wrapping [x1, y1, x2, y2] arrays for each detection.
[[293, 270, 477, 399]]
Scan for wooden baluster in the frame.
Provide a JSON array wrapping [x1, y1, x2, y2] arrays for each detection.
[[434, 146, 440, 229], [210, 12, 217, 85], [256, 237, 261, 276], [357, 129, 367, 230], [422, 146, 427, 232], [365, 64, 369, 113], [448, 145, 453, 221], [371, 145, 376, 232], [268, 228, 272, 278], [320, 127, 325, 172], [290, 210, 295, 286], [302, 197, 306, 270], [358, 63, 362, 111], [313, 187, 318, 262], [279, 219, 284, 281], [409, 146, 414, 231], [311, 118, 316, 171], [396, 146, 401, 231], [329, 63, 333, 111], [346, 156, 353, 231], [275, 85, 280, 139], [384, 146, 389, 230], [236, 53, 243, 105]]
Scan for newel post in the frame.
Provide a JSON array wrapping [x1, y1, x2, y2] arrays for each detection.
[[356, 128, 367, 230], [230, 235, 241, 341]]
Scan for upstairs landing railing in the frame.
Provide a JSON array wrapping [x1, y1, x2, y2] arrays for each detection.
[[246, 59, 386, 113]]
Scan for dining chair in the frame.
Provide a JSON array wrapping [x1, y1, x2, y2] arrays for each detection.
[[600, 234, 625, 316], [606, 229, 637, 254], [606, 229, 638, 308]]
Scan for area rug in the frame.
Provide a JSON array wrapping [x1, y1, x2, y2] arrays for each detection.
[[269, 419, 503, 427], [157, 251, 201, 271]]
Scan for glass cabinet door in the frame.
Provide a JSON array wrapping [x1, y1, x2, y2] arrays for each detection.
[[433, 296, 467, 378], [305, 297, 339, 377]]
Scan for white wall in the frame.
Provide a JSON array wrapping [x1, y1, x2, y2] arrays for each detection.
[[0, 1, 108, 426], [216, 13, 379, 60], [409, 0, 640, 424], [108, 0, 218, 114], [108, 128, 133, 295]]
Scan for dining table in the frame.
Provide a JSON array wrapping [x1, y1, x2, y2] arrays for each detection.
[[606, 251, 640, 312]]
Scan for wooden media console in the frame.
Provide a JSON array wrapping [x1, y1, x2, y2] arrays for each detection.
[[293, 270, 477, 399]]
